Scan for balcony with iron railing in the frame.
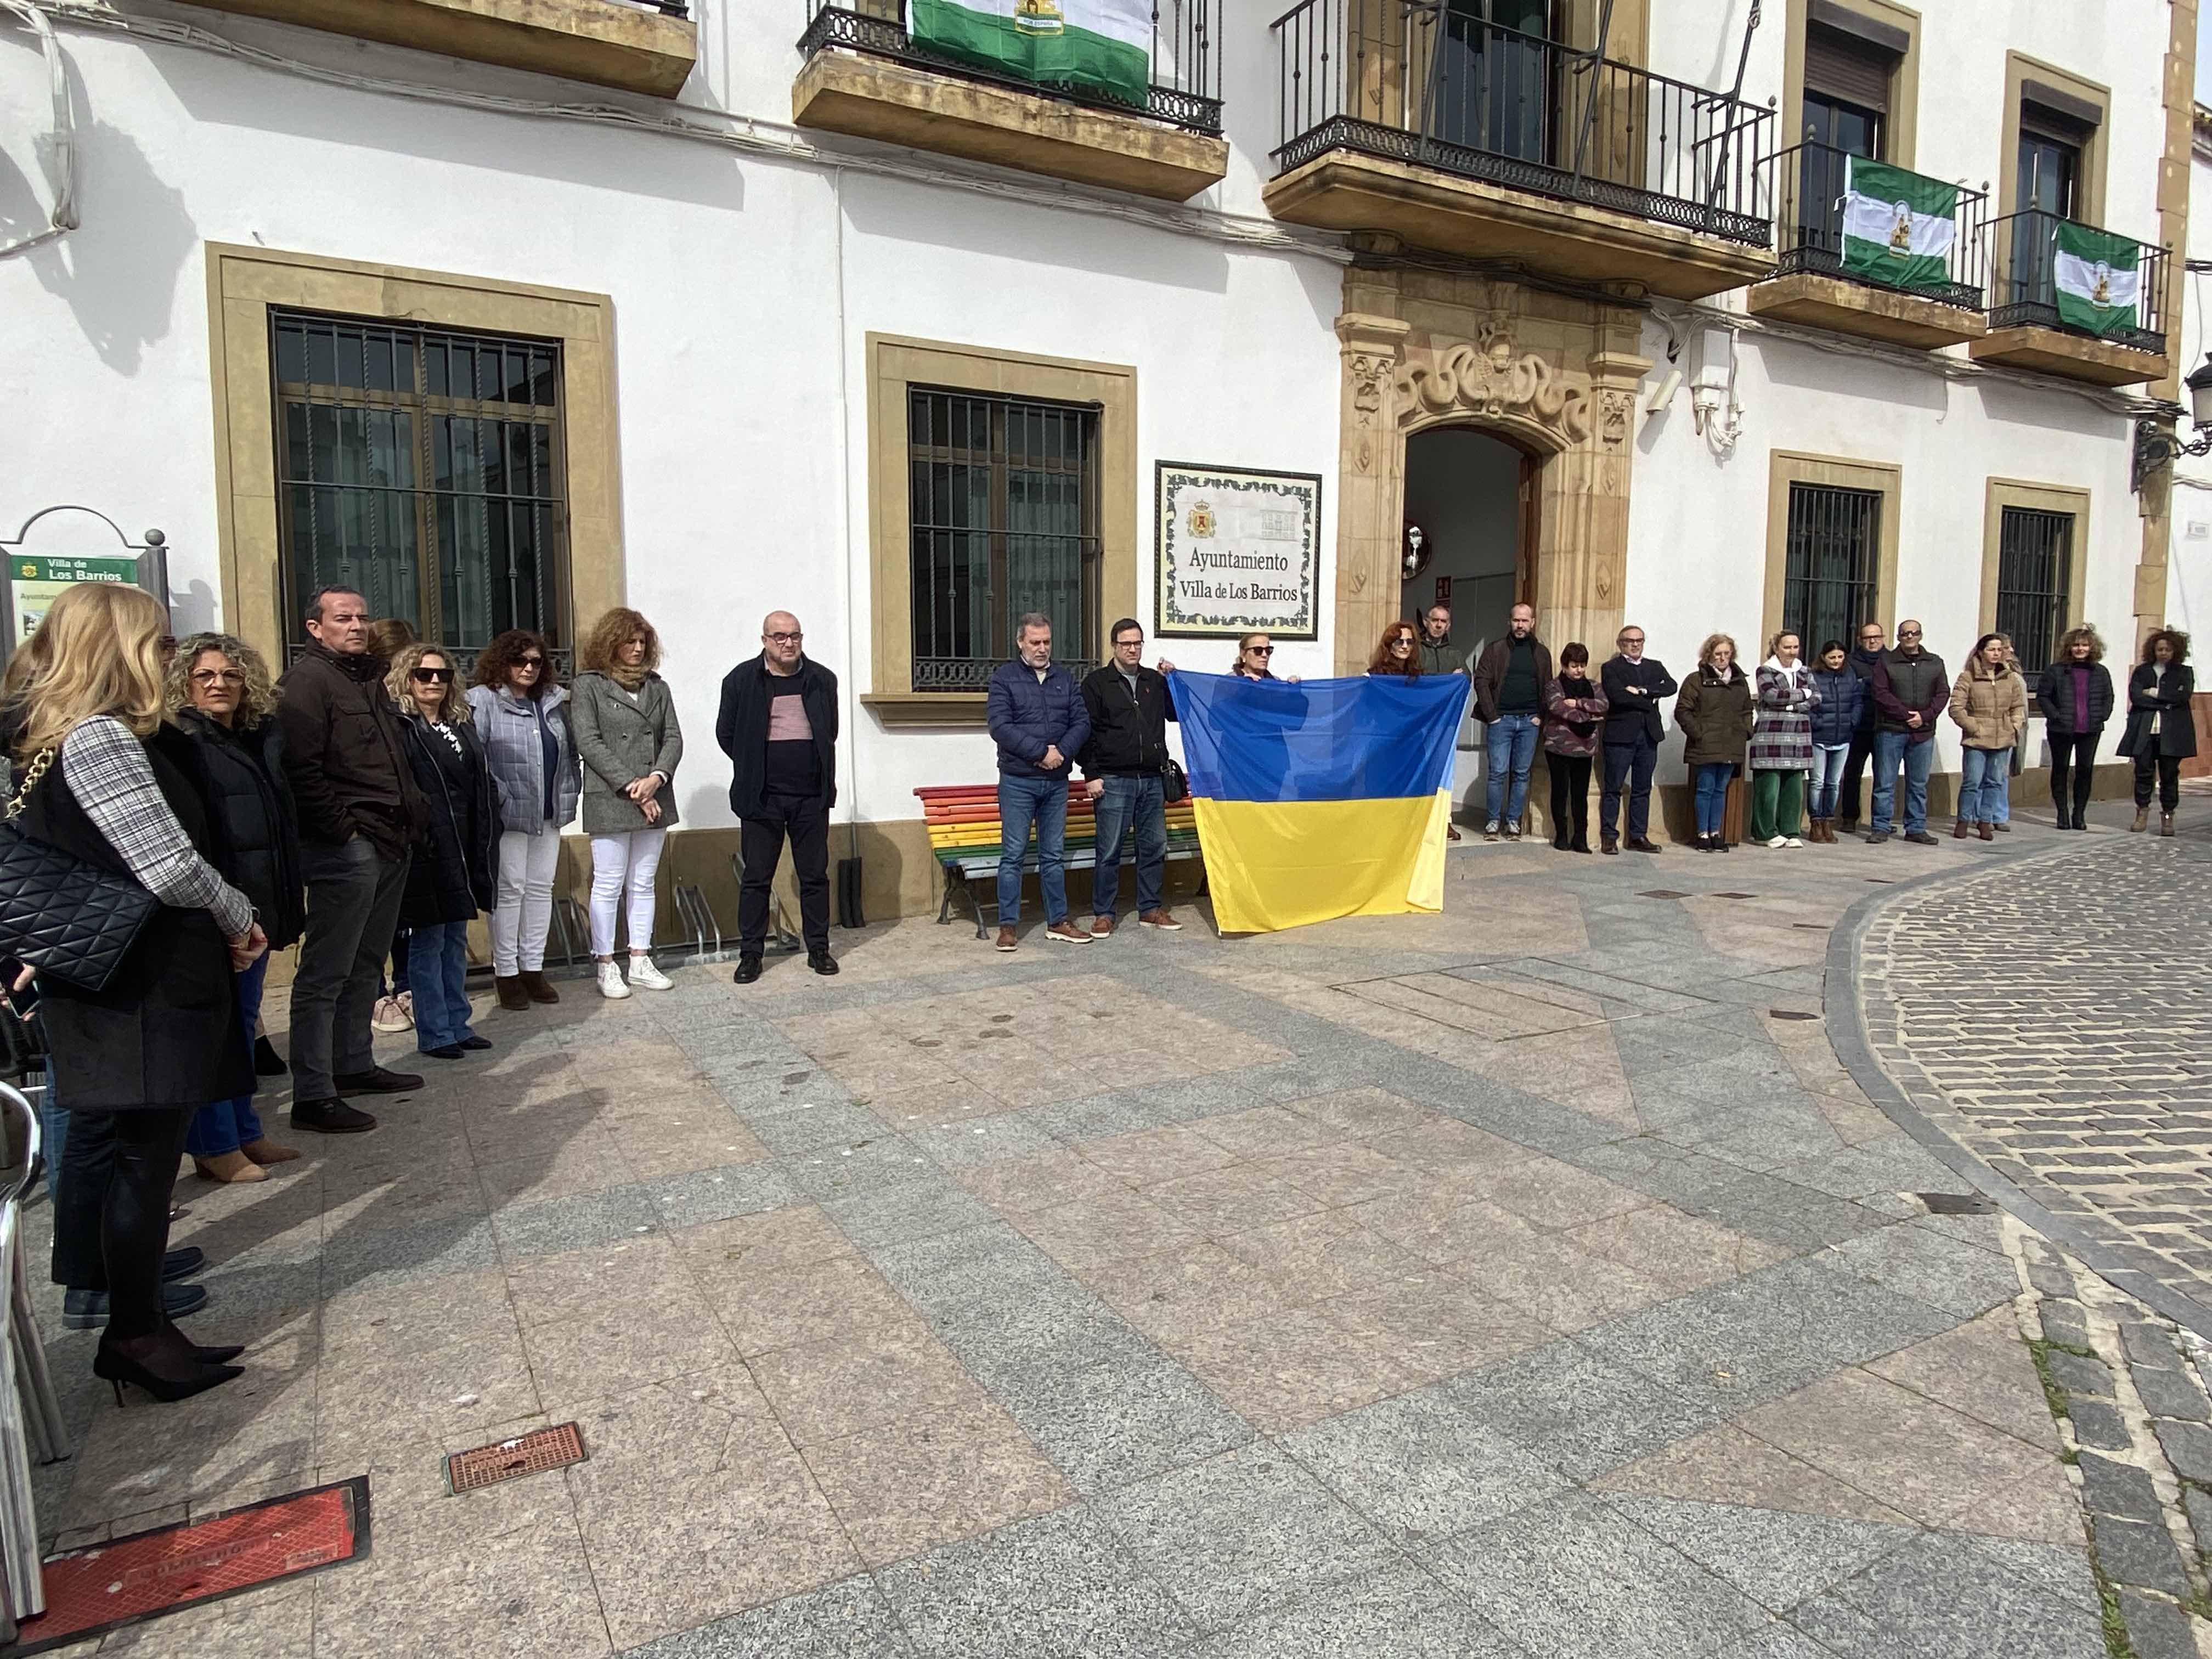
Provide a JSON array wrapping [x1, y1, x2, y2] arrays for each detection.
[[1966, 210, 2171, 387], [1262, 2, 1775, 298], [793, 0, 1229, 202], [1745, 142, 1990, 349]]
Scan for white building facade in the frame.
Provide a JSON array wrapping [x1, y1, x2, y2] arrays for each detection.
[[1, 0, 2196, 927]]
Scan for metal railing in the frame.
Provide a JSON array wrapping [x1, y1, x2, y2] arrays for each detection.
[[1981, 209, 2170, 355], [1763, 141, 1988, 311], [1270, 1, 1773, 245], [799, 0, 1222, 133]]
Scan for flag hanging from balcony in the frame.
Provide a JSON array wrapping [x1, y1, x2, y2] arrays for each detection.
[[1839, 157, 1957, 293], [2052, 222, 2142, 337], [909, 0, 1150, 109], [1166, 670, 1463, 935]]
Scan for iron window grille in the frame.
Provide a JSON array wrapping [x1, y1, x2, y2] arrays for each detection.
[[271, 310, 570, 669], [1994, 506, 2073, 673], [908, 387, 1101, 694], [1782, 482, 1882, 656]]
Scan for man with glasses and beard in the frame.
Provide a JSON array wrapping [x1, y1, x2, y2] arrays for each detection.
[[1867, 619, 1948, 846]]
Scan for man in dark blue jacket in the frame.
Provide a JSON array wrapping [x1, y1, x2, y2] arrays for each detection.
[[986, 612, 1092, 951]]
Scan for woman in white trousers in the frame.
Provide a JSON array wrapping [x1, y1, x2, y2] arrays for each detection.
[[569, 609, 685, 997], [466, 630, 582, 1009]]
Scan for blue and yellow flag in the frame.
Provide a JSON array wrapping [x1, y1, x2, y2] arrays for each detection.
[[1167, 672, 1465, 934]]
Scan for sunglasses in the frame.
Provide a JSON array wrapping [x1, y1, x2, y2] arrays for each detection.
[[190, 669, 245, 687], [517, 655, 545, 668], [412, 666, 454, 682], [1246, 645, 1274, 657], [1897, 630, 1922, 639]]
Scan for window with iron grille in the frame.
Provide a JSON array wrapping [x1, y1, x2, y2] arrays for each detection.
[[1994, 505, 2073, 672], [1782, 482, 1882, 654], [272, 310, 568, 667], [907, 387, 1100, 692]]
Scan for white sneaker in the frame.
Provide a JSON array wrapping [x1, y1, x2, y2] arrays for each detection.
[[370, 995, 413, 1032], [1784, 836, 1803, 848], [596, 960, 631, 1000], [627, 954, 673, 991], [1765, 835, 1788, 849]]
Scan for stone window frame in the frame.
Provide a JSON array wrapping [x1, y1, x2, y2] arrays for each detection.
[[1979, 478, 2091, 655], [205, 243, 623, 674], [1762, 450, 1902, 650], [863, 334, 1137, 727], [1996, 53, 2111, 227], [1781, 0, 1921, 168]]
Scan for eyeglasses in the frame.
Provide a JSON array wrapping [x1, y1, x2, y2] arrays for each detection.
[[190, 669, 245, 687], [411, 666, 454, 683], [1246, 645, 1274, 656], [1897, 629, 1922, 639], [1618, 635, 1645, 645], [517, 655, 545, 668], [765, 631, 803, 646]]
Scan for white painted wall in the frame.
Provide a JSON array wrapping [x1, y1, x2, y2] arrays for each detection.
[[2169, 132, 2212, 643]]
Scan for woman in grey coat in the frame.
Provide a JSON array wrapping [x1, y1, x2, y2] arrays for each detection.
[[571, 608, 684, 998], [466, 630, 582, 1010]]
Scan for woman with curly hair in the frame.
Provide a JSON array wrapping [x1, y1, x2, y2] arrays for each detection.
[[1366, 622, 1421, 679], [467, 630, 580, 1008], [2037, 625, 2113, 831], [389, 644, 500, 1055], [1674, 632, 1755, 851], [2121, 628, 2196, 836], [570, 608, 684, 998], [167, 631, 302, 1182]]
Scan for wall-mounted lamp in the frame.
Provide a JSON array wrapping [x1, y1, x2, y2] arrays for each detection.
[[2131, 353, 2212, 492]]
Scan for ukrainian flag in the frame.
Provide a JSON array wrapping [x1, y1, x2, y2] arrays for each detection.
[[1167, 671, 1465, 934]]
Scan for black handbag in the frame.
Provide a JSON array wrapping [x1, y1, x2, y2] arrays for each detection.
[[0, 749, 160, 992], [1162, 757, 1189, 805]]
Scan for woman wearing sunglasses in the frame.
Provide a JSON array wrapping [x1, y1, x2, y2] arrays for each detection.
[[391, 645, 500, 1056], [468, 631, 581, 1010], [1229, 633, 1301, 682]]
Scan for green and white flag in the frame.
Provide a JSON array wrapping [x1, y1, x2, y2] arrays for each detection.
[[1839, 156, 1958, 292], [2052, 221, 2142, 337], [909, 0, 1150, 108]]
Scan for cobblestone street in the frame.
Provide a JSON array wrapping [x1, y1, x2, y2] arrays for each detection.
[[25, 801, 2212, 1657]]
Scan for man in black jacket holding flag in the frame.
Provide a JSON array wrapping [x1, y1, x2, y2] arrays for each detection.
[[1076, 619, 1183, 936]]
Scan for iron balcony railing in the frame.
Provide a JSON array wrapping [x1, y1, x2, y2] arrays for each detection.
[[799, 0, 1221, 134], [1270, 1, 1773, 245], [1981, 208, 2170, 356], [1763, 141, 1988, 311]]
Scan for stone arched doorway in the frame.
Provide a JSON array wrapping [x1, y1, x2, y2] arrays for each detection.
[[1332, 266, 1649, 672]]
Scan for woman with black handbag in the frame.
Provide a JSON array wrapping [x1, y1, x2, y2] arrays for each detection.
[[1, 583, 266, 1404]]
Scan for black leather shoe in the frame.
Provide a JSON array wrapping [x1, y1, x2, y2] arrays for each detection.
[[162, 1248, 205, 1283], [1626, 838, 1662, 854], [253, 1037, 288, 1077], [420, 1044, 466, 1060], [808, 952, 840, 977], [291, 1097, 378, 1134], [732, 957, 764, 985], [332, 1066, 423, 1094], [460, 1035, 493, 1051]]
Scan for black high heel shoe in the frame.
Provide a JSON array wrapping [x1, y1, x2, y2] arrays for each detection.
[[94, 1344, 242, 1406], [163, 1324, 245, 1364]]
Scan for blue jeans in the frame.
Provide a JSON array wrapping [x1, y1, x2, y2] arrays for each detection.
[[1483, 713, 1541, 825], [1091, 774, 1166, 919], [1872, 730, 1935, 834], [1960, 746, 2012, 824], [409, 921, 477, 1052], [185, 955, 268, 1159], [1693, 763, 1733, 834], [38, 1066, 62, 1204], [1809, 743, 1851, 820], [997, 773, 1069, 928], [1600, 732, 1658, 841]]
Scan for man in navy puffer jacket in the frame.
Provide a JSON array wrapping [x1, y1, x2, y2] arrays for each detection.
[[986, 613, 1092, 951]]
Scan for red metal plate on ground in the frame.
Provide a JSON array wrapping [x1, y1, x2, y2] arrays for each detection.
[[444, 1421, 586, 1493], [14, 1476, 369, 1655]]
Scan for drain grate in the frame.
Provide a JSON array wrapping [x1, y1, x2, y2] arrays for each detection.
[[1637, 890, 1691, 900], [1917, 1192, 1998, 1216], [444, 1424, 586, 1494], [1768, 1009, 1818, 1021]]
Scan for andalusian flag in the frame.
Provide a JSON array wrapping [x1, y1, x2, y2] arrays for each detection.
[[1167, 672, 1464, 935], [2053, 221, 2142, 337], [910, 0, 1149, 107], [1839, 156, 1957, 292]]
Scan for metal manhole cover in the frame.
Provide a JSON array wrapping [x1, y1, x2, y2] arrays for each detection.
[[1768, 1009, 1818, 1021], [1917, 1192, 1997, 1216], [1637, 890, 1691, 900], [444, 1424, 586, 1494]]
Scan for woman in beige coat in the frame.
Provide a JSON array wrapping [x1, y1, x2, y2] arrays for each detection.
[[1948, 633, 2027, 840]]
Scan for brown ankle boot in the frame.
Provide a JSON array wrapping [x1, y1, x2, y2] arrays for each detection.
[[2162, 811, 2176, 837], [495, 974, 531, 1011], [519, 970, 561, 1005], [2132, 805, 2150, 832], [1976, 821, 1994, 841], [1951, 817, 1970, 839], [193, 1150, 267, 1184]]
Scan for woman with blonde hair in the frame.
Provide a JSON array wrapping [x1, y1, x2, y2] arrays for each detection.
[[1750, 629, 1820, 848], [389, 643, 500, 1056], [2036, 625, 2113, 831], [2, 583, 263, 1403], [1673, 631, 1755, 851], [569, 608, 683, 998], [167, 632, 302, 1182]]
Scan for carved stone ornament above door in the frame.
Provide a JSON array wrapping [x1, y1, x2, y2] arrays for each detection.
[[1394, 321, 1595, 450]]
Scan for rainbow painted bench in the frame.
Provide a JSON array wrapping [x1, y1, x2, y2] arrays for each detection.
[[916, 782, 1204, 938]]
